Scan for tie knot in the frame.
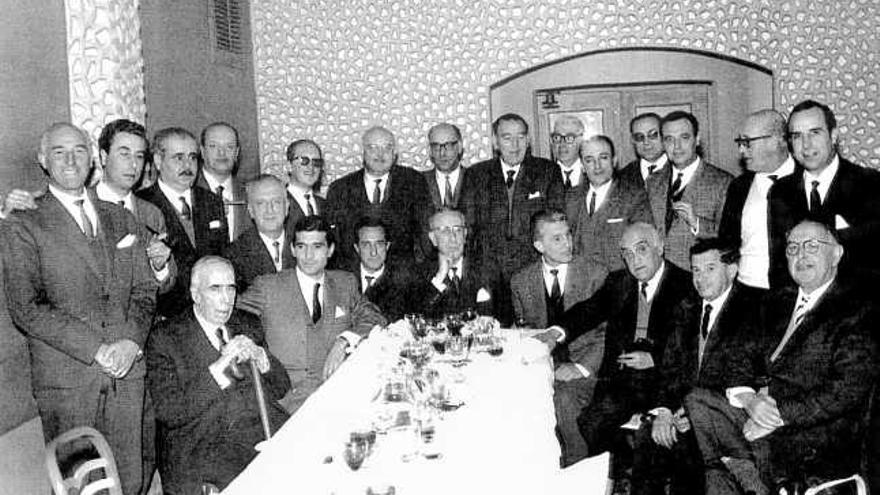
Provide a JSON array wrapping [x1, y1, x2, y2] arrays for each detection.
[[216, 185, 224, 195], [811, 180, 820, 189], [75, 199, 84, 207], [704, 303, 713, 315], [450, 266, 458, 276], [215, 327, 227, 346], [304, 192, 311, 200], [768, 174, 778, 183], [374, 179, 382, 186], [550, 268, 559, 276], [506, 170, 516, 179], [648, 165, 657, 174], [564, 170, 572, 178]]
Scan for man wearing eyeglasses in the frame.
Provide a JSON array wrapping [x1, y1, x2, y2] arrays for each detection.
[[283, 139, 326, 235], [422, 123, 470, 211], [138, 127, 229, 317], [352, 216, 413, 321], [685, 220, 877, 494], [768, 99, 880, 287], [326, 126, 432, 270], [196, 122, 249, 243], [414, 208, 509, 323], [619, 113, 668, 190], [719, 110, 796, 291], [550, 115, 585, 193]]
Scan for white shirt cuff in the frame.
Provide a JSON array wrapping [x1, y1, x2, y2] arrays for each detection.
[[431, 276, 447, 292], [726, 386, 757, 408], [153, 264, 170, 282], [338, 331, 363, 352], [208, 360, 233, 389], [572, 363, 590, 378], [547, 325, 566, 343]]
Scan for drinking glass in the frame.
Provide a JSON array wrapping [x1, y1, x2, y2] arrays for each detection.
[[446, 335, 468, 366], [343, 440, 367, 471]]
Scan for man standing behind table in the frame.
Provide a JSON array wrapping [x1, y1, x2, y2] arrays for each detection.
[[422, 123, 471, 211], [685, 220, 877, 495], [567, 135, 653, 272], [223, 175, 295, 292], [283, 139, 326, 235], [1, 122, 158, 495], [326, 126, 432, 269], [237, 215, 386, 414], [719, 109, 797, 291], [460, 113, 564, 281], [147, 256, 290, 494], [352, 216, 413, 322], [549, 115, 585, 195], [197, 122, 250, 242], [619, 113, 669, 190], [647, 111, 732, 271], [510, 209, 608, 467], [138, 127, 228, 317]]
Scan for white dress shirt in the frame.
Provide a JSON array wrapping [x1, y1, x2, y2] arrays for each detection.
[[431, 257, 464, 292], [640, 262, 666, 302], [500, 159, 522, 183], [803, 154, 839, 209], [258, 231, 286, 272], [434, 167, 462, 205], [558, 159, 583, 188], [287, 183, 318, 216], [96, 181, 134, 210], [157, 179, 193, 215], [50, 185, 98, 236], [360, 265, 385, 293], [364, 172, 390, 203], [670, 156, 701, 193], [639, 154, 668, 183], [296, 267, 325, 317], [542, 260, 568, 296], [585, 179, 613, 213], [201, 172, 235, 242]]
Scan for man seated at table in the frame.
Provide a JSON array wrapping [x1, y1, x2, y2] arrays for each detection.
[[238, 215, 386, 413], [510, 208, 608, 466], [352, 215, 413, 321], [146, 256, 291, 494], [414, 208, 510, 324]]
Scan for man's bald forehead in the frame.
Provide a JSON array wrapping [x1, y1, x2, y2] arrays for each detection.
[[428, 123, 461, 141], [363, 126, 395, 144], [621, 222, 662, 247], [743, 109, 786, 136], [553, 115, 584, 133]]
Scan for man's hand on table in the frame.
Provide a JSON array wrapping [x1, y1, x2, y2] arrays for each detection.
[[323, 339, 349, 380], [534, 327, 563, 350]]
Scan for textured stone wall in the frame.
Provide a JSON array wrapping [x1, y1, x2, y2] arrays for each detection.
[[65, 0, 145, 154], [252, 0, 878, 182]]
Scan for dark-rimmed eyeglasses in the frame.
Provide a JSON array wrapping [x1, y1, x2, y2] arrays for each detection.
[[433, 225, 467, 236], [632, 130, 660, 143], [550, 133, 580, 144], [429, 140, 459, 153], [785, 238, 833, 256], [734, 135, 774, 149], [290, 156, 324, 169]]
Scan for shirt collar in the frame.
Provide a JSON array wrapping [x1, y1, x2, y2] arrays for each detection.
[[587, 178, 613, 196], [640, 154, 668, 171], [49, 184, 88, 205], [361, 265, 385, 280], [193, 307, 229, 349], [703, 282, 733, 310], [436, 166, 461, 181], [201, 171, 232, 192], [558, 158, 582, 172], [670, 156, 701, 188], [295, 266, 325, 287], [640, 262, 666, 300], [500, 158, 521, 173], [258, 229, 284, 246], [157, 179, 191, 205], [797, 276, 835, 309], [758, 155, 796, 180], [95, 181, 133, 205], [542, 259, 568, 278]]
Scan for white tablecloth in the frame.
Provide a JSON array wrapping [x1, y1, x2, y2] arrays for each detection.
[[223, 325, 607, 494]]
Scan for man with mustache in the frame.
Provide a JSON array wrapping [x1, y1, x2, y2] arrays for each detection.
[[197, 122, 250, 243], [138, 127, 229, 317]]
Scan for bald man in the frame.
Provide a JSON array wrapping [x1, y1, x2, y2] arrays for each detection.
[[422, 123, 471, 211]]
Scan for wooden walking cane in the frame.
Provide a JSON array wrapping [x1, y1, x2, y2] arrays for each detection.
[[249, 360, 273, 441]]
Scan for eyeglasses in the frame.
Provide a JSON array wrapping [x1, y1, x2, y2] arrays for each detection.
[[632, 130, 660, 143], [550, 134, 581, 144], [433, 225, 466, 236], [620, 241, 653, 259], [734, 135, 774, 149], [429, 140, 459, 153], [290, 156, 324, 169], [364, 144, 395, 154], [785, 238, 834, 256], [164, 152, 199, 164]]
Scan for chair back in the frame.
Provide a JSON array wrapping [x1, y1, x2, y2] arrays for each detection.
[[803, 474, 867, 495], [45, 426, 123, 495]]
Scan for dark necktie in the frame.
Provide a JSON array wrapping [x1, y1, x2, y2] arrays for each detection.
[[700, 304, 713, 340], [272, 240, 281, 265], [505, 170, 516, 189], [216, 185, 228, 215], [372, 179, 382, 205], [768, 175, 778, 183], [304, 192, 315, 216], [312, 282, 322, 323], [443, 175, 453, 207], [179, 196, 192, 220], [550, 269, 561, 301], [74, 199, 95, 238], [448, 266, 460, 292], [563, 170, 573, 189], [117, 200, 126, 208], [640, 281, 648, 301], [215, 327, 227, 350], [809, 180, 822, 216], [670, 172, 684, 201], [665, 172, 685, 232], [364, 275, 374, 292], [588, 191, 596, 217], [647, 164, 657, 176]]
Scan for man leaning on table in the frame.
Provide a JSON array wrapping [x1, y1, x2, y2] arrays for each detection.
[[237, 215, 387, 414]]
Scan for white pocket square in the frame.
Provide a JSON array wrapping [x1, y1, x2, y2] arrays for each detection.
[[476, 287, 492, 302], [116, 233, 137, 249], [606, 218, 624, 224], [335, 306, 346, 318], [527, 191, 542, 200], [835, 214, 850, 230], [209, 220, 223, 229]]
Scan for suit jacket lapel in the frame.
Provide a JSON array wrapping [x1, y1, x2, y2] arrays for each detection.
[[425, 171, 442, 208], [321, 274, 338, 323], [46, 194, 106, 281], [647, 166, 672, 227], [528, 263, 548, 319]]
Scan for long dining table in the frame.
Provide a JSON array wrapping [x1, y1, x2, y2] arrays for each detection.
[[221, 321, 580, 494]]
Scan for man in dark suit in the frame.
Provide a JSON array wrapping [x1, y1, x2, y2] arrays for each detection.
[[352, 216, 412, 321], [460, 113, 565, 281], [769, 99, 880, 286], [631, 239, 758, 495], [237, 215, 386, 413], [647, 111, 732, 271], [719, 109, 797, 290], [422, 123, 470, 211], [511, 209, 608, 466], [326, 126, 432, 269], [1, 122, 158, 495], [414, 208, 509, 324], [619, 113, 668, 190], [567, 135, 653, 272], [549, 115, 585, 194], [146, 256, 290, 494], [537, 222, 696, 468], [685, 220, 877, 494], [196, 122, 250, 242], [223, 175, 295, 291], [138, 127, 229, 317], [283, 139, 327, 236]]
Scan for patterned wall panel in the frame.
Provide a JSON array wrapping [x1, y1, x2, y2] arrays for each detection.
[[65, 0, 145, 155], [252, 0, 878, 182]]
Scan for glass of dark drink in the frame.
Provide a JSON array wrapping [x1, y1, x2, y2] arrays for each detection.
[[487, 335, 504, 357], [343, 440, 366, 471]]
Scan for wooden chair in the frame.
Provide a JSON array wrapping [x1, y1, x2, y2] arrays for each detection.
[[45, 426, 122, 495]]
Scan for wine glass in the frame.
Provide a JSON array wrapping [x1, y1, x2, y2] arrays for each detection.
[[446, 335, 469, 367], [343, 440, 367, 471]]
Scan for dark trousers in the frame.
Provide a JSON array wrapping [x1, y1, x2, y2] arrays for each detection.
[[555, 376, 597, 467], [631, 419, 704, 495]]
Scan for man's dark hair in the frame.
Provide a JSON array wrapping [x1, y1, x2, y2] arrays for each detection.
[[690, 237, 740, 265], [629, 112, 662, 134], [293, 215, 335, 246], [660, 111, 700, 137], [788, 99, 837, 131], [530, 208, 568, 242], [492, 113, 529, 136], [582, 134, 616, 159], [200, 122, 240, 147], [354, 216, 388, 242], [98, 119, 147, 154], [151, 127, 197, 156]]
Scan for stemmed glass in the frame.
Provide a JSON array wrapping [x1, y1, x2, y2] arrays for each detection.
[[343, 439, 367, 471]]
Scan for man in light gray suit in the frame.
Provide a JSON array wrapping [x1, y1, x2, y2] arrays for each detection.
[[237, 215, 386, 413], [510, 209, 608, 466], [647, 111, 732, 271], [422, 123, 470, 211]]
